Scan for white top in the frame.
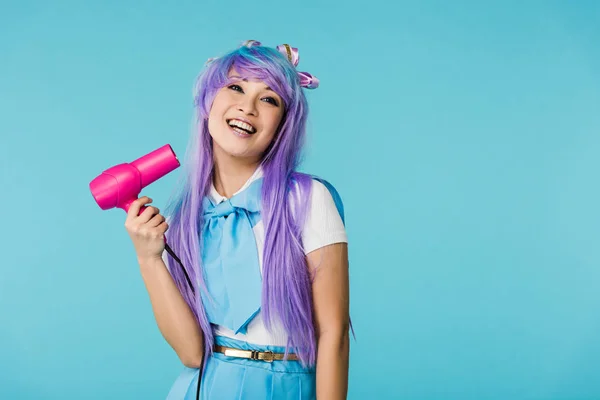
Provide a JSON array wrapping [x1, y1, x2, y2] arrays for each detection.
[[164, 165, 348, 346]]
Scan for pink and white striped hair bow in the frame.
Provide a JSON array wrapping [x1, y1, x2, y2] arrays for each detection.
[[275, 43, 319, 89], [237, 40, 320, 89]]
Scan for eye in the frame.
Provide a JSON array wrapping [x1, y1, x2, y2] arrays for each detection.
[[262, 97, 279, 107], [228, 83, 280, 107]]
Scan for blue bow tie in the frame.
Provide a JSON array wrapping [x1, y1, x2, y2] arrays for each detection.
[[198, 176, 345, 336], [200, 178, 263, 334]]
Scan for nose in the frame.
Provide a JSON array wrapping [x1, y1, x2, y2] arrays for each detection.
[[237, 96, 258, 116]]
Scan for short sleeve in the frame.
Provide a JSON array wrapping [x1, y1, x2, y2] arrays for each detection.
[[161, 247, 170, 271], [301, 180, 348, 255]]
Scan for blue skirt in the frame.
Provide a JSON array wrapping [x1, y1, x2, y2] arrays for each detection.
[[166, 336, 316, 400]]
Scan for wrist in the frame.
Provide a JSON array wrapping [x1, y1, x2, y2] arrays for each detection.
[[137, 254, 164, 268]]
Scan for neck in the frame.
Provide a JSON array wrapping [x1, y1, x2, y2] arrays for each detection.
[[212, 148, 261, 199]]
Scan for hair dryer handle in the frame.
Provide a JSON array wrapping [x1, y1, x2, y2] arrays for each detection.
[[120, 198, 147, 215], [121, 198, 167, 243]]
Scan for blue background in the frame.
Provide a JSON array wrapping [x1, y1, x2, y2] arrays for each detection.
[[1, 1, 599, 399]]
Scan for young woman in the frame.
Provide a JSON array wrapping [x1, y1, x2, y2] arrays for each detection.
[[124, 40, 350, 399]]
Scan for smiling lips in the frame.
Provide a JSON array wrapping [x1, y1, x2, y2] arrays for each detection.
[[227, 118, 257, 135]]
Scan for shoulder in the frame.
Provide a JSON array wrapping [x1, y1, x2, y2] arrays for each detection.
[[290, 173, 344, 207], [309, 179, 340, 215], [305, 175, 346, 225], [291, 174, 348, 255]]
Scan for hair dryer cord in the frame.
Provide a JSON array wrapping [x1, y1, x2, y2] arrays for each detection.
[[163, 243, 195, 294], [162, 243, 203, 399]]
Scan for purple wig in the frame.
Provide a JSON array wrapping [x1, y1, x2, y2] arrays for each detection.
[[163, 44, 319, 366]]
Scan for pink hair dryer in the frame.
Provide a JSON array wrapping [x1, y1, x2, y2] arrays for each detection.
[[89, 144, 180, 215], [89, 144, 194, 291]]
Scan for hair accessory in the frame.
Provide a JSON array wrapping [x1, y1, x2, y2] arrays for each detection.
[[240, 40, 262, 48], [204, 40, 319, 89], [276, 44, 300, 67], [297, 71, 319, 89], [275, 43, 319, 89]]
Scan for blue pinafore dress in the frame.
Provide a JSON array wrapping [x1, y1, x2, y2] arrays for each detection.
[[166, 177, 345, 400]]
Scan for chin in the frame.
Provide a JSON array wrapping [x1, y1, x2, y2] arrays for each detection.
[[213, 138, 253, 159]]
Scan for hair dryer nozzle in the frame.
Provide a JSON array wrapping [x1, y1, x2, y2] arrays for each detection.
[[131, 144, 180, 187]]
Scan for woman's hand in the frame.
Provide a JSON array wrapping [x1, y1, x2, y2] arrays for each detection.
[[124, 196, 168, 263]]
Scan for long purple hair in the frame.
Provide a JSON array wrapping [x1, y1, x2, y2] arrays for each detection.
[[163, 44, 318, 366]]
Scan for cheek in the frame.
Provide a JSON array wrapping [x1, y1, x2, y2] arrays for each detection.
[[268, 112, 285, 137], [258, 116, 283, 149], [207, 114, 224, 141], [209, 97, 224, 118], [265, 107, 284, 129], [209, 90, 232, 115], [207, 94, 228, 134]]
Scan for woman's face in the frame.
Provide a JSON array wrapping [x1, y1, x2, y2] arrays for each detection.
[[208, 68, 285, 163]]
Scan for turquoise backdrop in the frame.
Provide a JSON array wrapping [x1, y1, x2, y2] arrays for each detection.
[[1, 1, 599, 399]]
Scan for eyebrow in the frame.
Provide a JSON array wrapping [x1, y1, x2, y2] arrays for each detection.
[[230, 75, 274, 92]]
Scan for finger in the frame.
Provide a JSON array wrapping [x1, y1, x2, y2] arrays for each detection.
[[148, 213, 166, 228], [158, 221, 169, 233], [127, 196, 152, 220], [138, 206, 160, 224]]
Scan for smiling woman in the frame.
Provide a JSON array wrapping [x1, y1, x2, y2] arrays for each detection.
[[208, 71, 285, 165], [123, 40, 349, 400]]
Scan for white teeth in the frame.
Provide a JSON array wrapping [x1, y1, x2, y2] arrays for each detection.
[[232, 127, 250, 135], [228, 119, 256, 133]]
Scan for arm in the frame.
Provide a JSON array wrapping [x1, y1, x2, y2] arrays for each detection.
[[125, 196, 203, 368], [308, 242, 350, 400], [139, 256, 204, 368]]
